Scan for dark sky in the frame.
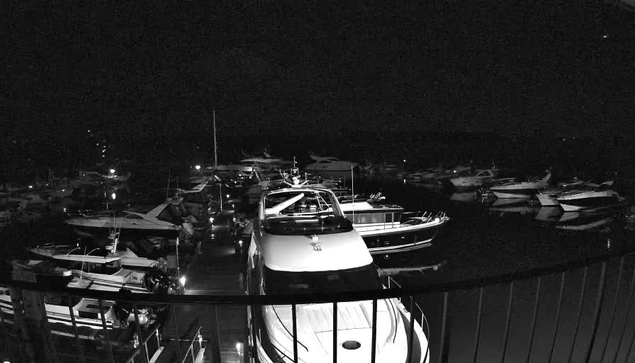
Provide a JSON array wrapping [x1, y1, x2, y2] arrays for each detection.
[[2, 0, 635, 157]]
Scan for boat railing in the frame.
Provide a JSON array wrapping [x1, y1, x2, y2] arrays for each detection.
[[402, 211, 449, 225], [124, 325, 162, 363], [380, 266, 431, 361], [6, 247, 635, 363]]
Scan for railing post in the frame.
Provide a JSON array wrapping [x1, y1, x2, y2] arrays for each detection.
[[133, 303, 149, 363], [208, 305, 222, 363], [472, 287, 484, 363], [547, 272, 566, 363], [66, 294, 85, 363], [500, 282, 514, 363], [598, 257, 625, 362], [333, 302, 338, 363], [525, 277, 542, 363], [566, 266, 589, 363], [584, 261, 608, 363], [438, 292, 451, 363], [371, 299, 378, 363], [408, 297, 416, 363], [292, 303, 298, 363], [611, 265, 635, 363], [171, 304, 181, 360], [98, 299, 115, 363]]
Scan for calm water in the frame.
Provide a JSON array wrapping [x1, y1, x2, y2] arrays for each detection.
[[349, 178, 635, 363]]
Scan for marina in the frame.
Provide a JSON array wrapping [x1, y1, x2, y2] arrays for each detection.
[[2, 158, 635, 362], [3, 0, 635, 362]]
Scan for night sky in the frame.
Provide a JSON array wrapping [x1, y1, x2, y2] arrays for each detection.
[[2, 0, 635, 165]]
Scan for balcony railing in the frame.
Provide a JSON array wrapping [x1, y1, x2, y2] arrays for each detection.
[[2, 248, 635, 363]]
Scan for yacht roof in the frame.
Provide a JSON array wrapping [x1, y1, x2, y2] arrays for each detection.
[[260, 229, 372, 272], [338, 201, 403, 212]]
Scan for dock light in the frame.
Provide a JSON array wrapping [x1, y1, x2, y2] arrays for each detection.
[[195, 165, 201, 171], [109, 168, 116, 174], [4, 360, 11, 363], [111, 192, 116, 200], [238, 240, 243, 246], [403, 159, 406, 163], [63, 207, 67, 213], [226, 194, 230, 199], [28, 185, 33, 189], [209, 216, 214, 223], [179, 276, 186, 286]]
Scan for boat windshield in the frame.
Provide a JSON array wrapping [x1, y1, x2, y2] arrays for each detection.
[[262, 189, 353, 235], [263, 215, 353, 235], [263, 264, 383, 295]]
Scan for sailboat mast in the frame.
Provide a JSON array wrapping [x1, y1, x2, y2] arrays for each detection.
[[213, 110, 218, 168]]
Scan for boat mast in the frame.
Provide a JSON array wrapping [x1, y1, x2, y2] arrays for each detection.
[[351, 165, 355, 220], [213, 110, 218, 168]]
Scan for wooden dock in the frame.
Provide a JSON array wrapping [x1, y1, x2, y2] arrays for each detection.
[[160, 236, 246, 363]]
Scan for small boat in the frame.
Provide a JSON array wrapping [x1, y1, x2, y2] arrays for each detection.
[[26, 245, 182, 294], [339, 193, 449, 254], [449, 168, 500, 190], [536, 178, 587, 206], [64, 199, 183, 238], [489, 172, 552, 199], [304, 154, 359, 172], [246, 186, 430, 363], [0, 285, 161, 347], [556, 182, 623, 212]]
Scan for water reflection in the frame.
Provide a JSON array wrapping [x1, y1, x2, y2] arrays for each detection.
[[534, 207, 562, 223], [557, 209, 615, 232], [449, 192, 478, 203]]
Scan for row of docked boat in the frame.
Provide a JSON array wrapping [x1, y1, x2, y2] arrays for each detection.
[[229, 168, 450, 256], [1, 235, 180, 348], [483, 171, 624, 212]]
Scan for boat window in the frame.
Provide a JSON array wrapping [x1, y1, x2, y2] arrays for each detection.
[[353, 213, 373, 224], [157, 204, 182, 224], [385, 213, 394, 223], [371, 213, 384, 223], [263, 264, 382, 295], [263, 216, 353, 235]]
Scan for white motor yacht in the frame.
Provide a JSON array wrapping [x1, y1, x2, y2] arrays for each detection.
[[338, 193, 449, 254], [64, 199, 183, 237], [304, 154, 359, 172], [449, 168, 500, 190], [246, 186, 430, 363], [557, 186, 623, 212], [489, 172, 552, 199]]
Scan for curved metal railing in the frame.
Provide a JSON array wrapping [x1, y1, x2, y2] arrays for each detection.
[[2, 247, 635, 363]]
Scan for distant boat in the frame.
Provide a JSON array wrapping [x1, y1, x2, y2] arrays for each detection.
[[536, 178, 587, 206], [489, 172, 552, 199], [557, 182, 623, 212], [449, 168, 500, 190], [304, 154, 358, 172]]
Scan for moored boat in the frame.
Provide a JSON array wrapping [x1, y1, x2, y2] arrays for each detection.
[[339, 194, 449, 254], [246, 186, 430, 363]]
